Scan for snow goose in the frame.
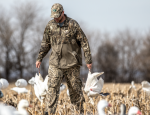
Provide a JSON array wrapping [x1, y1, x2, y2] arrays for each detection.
[[28, 73, 49, 104], [0, 78, 9, 89], [15, 79, 27, 87], [84, 71, 109, 105], [97, 99, 111, 115], [16, 99, 30, 115], [120, 104, 126, 115], [11, 87, 29, 94], [28, 76, 43, 103], [84, 71, 107, 97], [128, 106, 141, 115], [0, 103, 15, 115], [141, 81, 150, 92], [131, 81, 136, 89], [34, 73, 49, 96], [141, 81, 150, 97], [0, 99, 30, 115]]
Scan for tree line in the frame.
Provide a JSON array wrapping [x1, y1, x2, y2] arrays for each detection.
[[0, 2, 150, 83]]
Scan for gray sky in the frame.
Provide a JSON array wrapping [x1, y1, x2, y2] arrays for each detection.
[[0, 0, 150, 34]]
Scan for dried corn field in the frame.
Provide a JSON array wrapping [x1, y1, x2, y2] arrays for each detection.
[[0, 83, 149, 115]]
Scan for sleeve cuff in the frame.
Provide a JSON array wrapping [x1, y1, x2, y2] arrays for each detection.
[[85, 60, 92, 64], [36, 58, 42, 62]]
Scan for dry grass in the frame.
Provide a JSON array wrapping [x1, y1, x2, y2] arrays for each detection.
[[0, 83, 150, 115]]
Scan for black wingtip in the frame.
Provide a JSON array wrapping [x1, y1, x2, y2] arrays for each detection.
[[99, 92, 110, 96], [0, 91, 4, 98]]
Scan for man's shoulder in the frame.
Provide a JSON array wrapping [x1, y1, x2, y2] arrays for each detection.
[[67, 17, 78, 24], [66, 16, 80, 28], [44, 19, 56, 31], [47, 19, 55, 26]]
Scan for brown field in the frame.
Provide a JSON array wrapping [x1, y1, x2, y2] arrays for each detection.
[[0, 83, 149, 115]]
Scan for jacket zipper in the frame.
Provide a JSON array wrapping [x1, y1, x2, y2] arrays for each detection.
[[59, 27, 61, 36], [58, 27, 62, 67]]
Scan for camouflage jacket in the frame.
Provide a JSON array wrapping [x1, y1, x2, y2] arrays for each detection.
[[36, 15, 92, 69]]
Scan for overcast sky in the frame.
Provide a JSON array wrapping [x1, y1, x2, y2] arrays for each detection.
[[0, 0, 150, 34]]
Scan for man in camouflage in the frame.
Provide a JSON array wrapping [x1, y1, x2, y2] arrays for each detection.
[[36, 3, 92, 115]]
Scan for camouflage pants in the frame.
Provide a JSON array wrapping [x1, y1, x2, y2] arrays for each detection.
[[45, 65, 85, 114]]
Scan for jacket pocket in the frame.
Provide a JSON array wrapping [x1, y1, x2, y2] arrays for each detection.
[[49, 51, 59, 67], [68, 51, 79, 64]]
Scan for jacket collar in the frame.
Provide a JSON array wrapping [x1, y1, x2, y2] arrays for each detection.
[[53, 14, 70, 27]]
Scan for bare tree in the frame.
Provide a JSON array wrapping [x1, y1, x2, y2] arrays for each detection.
[[114, 30, 142, 82], [139, 30, 150, 81], [96, 37, 119, 82], [27, 19, 50, 78], [79, 25, 103, 80], [0, 10, 13, 80], [12, 2, 41, 78]]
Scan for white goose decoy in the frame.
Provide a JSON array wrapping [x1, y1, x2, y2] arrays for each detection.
[[0, 103, 15, 115], [28, 73, 49, 104], [0, 99, 30, 115], [141, 81, 150, 92], [28, 77, 35, 85], [120, 104, 126, 115], [84, 71, 109, 105], [35, 73, 49, 95], [84, 71, 104, 97], [11, 87, 29, 94], [131, 81, 136, 89], [15, 79, 27, 87], [0, 78, 9, 89], [128, 106, 141, 115], [16, 99, 30, 115], [28, 75, 41, 102], [97, 99, 111, 115]]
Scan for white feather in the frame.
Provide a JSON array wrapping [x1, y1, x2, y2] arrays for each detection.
[[84, 71, 104, 97], [11, 87, 28, 94], [28, 73, 49, 103], [28, 77, 35, 85], [97, 100, 110, 115]]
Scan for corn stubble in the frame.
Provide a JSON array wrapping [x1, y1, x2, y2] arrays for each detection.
[[0, 83, 149, 115]]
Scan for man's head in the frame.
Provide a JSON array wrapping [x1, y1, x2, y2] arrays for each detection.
[[51, 3, 66, 23], [51, 3, 64, 20]]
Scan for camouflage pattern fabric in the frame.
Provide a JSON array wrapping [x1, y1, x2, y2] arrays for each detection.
[[45, 65, 85, 114], [36, 14, 92, 69], [51, 3, 64, 18]]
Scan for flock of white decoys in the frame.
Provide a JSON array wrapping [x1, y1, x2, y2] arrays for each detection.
[[0, 99, 30, 115], [0, 70, 148, 115], [97, 99, 142, 115]]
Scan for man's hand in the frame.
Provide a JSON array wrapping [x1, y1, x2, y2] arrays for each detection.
[[36, 61, 41, 68], [87, 63, 92, 70]]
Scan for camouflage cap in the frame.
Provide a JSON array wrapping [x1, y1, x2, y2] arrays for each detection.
[[51, 3, 64, 18]]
